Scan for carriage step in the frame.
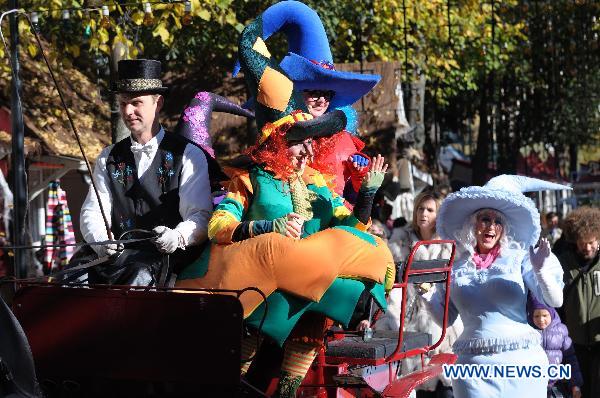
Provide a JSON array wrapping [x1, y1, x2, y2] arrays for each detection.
[[331, 373, 368, 386]]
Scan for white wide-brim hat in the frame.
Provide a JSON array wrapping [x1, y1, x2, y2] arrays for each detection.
[[437, 175, 571, 248]]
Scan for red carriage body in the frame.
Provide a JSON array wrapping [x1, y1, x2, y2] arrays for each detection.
[[6, 240, 457, 397]]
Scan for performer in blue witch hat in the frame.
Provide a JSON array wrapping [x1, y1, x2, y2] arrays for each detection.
[[234, 1, 381, 202], [233, 1, 379, 112]]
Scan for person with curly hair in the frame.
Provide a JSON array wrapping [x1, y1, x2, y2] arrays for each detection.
[[558, 206, 600, 398]]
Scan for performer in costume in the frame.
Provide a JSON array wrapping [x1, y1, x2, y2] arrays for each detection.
[[420, 175, 568, 397], [233, 0, 380, 204], [174, 91, 254, 161], [176, 10, 394, 396], [173, 91, 255, 198]]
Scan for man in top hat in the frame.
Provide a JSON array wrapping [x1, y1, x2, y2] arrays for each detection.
[[77, 59, 213, 285]]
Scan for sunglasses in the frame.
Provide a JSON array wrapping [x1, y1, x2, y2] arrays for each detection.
[[477, 215, 504, 227], [304, 90, 334, 101]]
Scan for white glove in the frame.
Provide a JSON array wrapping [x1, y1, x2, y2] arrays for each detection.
[[92, 243, 123, 258], [152, 226, 183, 254], [530, 238, 563, 307], [529, 238, 551, 272]]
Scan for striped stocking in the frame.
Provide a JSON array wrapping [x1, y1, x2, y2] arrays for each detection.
[[275, 341, 319, 397], [240, 332, 263, 375]]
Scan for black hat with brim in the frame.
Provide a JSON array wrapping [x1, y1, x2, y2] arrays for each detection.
[[112, 59, 169, 94], [285, 109, 347, 144]]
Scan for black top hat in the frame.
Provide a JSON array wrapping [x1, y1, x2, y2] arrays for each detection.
[[113, 59, 168, 94]]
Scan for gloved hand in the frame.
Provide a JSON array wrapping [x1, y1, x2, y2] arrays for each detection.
[[360, 154, 388, 192], [152, 226, 183, 254], [93, 243, 123, 258], [529, 238, 551, 272], [351, 153, 370, 168], [530, 237, 563, 307], [272, 213, 304, 239], [347, 153, 370, 192]]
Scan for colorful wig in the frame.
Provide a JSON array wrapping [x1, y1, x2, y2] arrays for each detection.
[[246, 124, 341, 181]]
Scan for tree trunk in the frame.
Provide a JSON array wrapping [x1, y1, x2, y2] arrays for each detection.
[[110, 42, 130, 144], [569, 144, 577, 180], [472, 75, 493, 186], [408, 72, 426, 150]]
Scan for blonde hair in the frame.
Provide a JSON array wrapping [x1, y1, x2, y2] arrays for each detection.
[[411, 190, 444, 236]]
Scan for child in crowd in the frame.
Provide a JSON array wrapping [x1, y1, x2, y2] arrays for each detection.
[[527, 294, 583, 398]]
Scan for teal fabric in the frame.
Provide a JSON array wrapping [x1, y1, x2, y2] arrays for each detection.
[[246, 167, 294, 221], [217, 197, 245, 221], [332, 225, 377, 246], [246, 167, 338, 236], [247, 278, 387, 346]]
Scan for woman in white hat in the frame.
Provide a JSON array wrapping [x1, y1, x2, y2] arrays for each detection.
[[420, 175, 568, 397]]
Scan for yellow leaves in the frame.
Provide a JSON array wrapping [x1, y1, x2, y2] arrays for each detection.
[[27, 43, 38, 58], [198, 9, 211, 21], [152, 23, 172, 46], [189, 0, 211, 20], [131, 11, 145, 26], [172, 13, 182, 30], [18, 19, 30, 36], [225, 11, 237, 26], [97, 28, 109, 44], [67, 44, 80, 58]]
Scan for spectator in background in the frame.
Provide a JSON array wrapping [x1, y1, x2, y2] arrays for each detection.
[[527, 294, 583, 398], [558, 206, 600, 398], [543, 212, 563, 247]]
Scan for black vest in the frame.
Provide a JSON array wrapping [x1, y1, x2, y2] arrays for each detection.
[[105, 133, 186, 240]]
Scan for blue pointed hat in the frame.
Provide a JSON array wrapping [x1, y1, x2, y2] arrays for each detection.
[[436, 175, 571, 248], [233, 1, 380, 110], [236, 6, 347, 145]]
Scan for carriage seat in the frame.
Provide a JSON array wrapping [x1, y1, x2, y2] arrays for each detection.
[[326, 331, 431, 360], [396, 259, 450, 283]]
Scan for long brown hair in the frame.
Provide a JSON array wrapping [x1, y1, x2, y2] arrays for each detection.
[[411, 189, 445, 237]]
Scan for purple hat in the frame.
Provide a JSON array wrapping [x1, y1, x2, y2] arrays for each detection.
[[526, 293, 560, 329]]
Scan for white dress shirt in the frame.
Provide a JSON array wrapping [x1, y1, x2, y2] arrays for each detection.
[[80, 128, 212, 247]]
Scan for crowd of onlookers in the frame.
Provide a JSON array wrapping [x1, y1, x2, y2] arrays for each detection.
[[361, 185, 599, 398]]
